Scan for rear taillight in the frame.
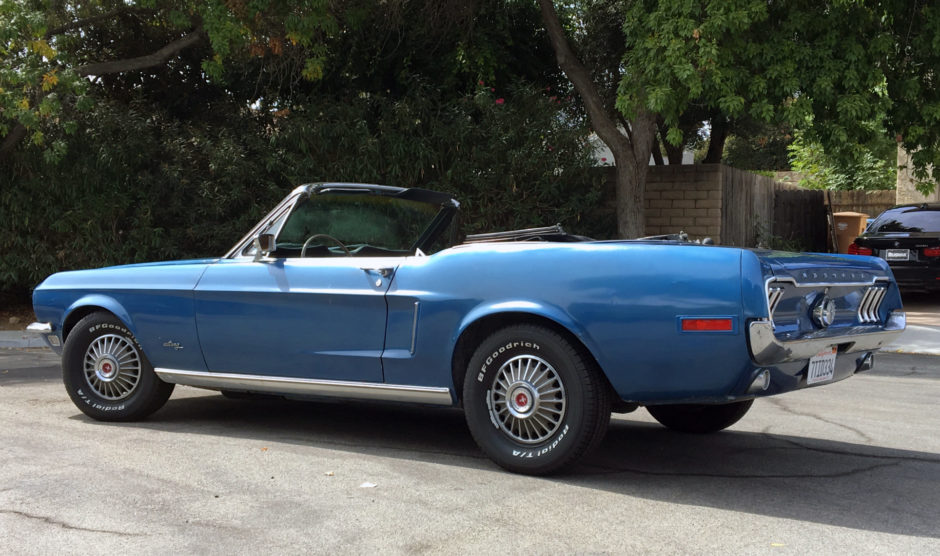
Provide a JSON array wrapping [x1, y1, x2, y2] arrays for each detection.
[[848, 243, 873, 256], [924, 247, 940, 257]]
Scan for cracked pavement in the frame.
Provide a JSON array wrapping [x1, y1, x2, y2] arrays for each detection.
[[1, 348, 938, 554]]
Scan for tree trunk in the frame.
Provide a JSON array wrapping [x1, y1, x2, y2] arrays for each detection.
[[702, 117, 728, 163], [537, 0, 655, 238], [650, 135, 665, 165], [658, 121, 684, 164], [0, 123, 27, 162], [612, 112, 656, 238]]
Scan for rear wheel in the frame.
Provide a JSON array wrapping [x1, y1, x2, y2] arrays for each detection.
[[62, 312, 174, 421], [646, 400, 753, 433], [462, 324, 610, 475]]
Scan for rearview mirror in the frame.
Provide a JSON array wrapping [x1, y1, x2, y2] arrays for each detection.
[[252, 233, 277, 261]]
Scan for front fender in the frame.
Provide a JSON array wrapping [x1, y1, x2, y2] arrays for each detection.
[[64, 294, 136, 338]]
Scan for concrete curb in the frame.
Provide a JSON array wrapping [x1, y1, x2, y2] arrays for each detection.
[[0, 330, 48, 349], [881, 324, 940, 356]]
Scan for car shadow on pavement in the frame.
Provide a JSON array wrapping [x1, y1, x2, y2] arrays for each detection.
[[92, 390, 940, 540]]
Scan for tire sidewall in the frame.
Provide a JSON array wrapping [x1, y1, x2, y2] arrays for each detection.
[[62, 314, 163, 420], [464, 326, 591, 473]]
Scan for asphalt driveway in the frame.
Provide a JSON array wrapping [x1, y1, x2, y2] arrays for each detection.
[[1, 348, 938, 553]]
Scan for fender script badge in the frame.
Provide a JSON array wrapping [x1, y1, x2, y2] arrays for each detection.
[[162, 341, 184, 351]]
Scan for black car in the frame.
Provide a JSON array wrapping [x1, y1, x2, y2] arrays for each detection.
[[849, 203, 940, 292]]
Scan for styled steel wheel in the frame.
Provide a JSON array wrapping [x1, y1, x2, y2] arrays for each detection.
[[83, 334, 142, 400], [62, 312, 174, 421], [488, 355, 566, 444], [463, 324, 610, 475]]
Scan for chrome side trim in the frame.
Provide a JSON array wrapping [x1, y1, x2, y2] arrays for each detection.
[[748, 310, 906, 365], [154, 368, 453, 405], [766, 287, 784, 327], [858, 286, 887, 324], [27, 322, 52, 334], [767, 275, 890, 289]]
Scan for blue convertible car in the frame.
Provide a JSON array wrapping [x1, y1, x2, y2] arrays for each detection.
[[31, 183, 906, 474]]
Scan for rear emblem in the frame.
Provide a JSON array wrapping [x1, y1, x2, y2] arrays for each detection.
[[812, 297, 837, 328]]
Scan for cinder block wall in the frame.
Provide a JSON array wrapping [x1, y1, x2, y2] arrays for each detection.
[[644, 165, 723, 243]]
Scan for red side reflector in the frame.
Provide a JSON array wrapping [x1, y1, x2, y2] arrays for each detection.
[[681, 318, 734, 332], [847, 243, 872, 256], [923, 247, 940, 257]]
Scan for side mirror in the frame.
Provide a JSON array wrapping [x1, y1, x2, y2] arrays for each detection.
[[252, 233, 277, 261]]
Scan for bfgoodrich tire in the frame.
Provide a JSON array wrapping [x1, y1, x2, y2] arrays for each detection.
[[463, 324, 610, 475], [646, 400, 753, 434], [62, 312, 174, 421]]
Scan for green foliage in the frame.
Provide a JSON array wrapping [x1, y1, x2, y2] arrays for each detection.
[[722, 121, 794, 171], [618, 0, 940, 191], [0, 2, 90, 156], [0, 98, 286, 291], [788, 132, 897, 191], [0, 81, 602, 293], [271, 82, 605, 237]]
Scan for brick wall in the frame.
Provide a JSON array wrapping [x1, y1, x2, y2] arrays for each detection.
[[824, 189, 896, 217], [604, 164, 828, 249], [644, 165, 723, 242]]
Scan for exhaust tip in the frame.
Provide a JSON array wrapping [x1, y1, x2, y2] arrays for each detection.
[[747, 369, 772, 394], [856, 352, 875, 373]]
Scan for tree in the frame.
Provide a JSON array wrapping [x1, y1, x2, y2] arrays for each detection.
[[619, 0, 940, 195], [0, 1, 336, 161], [1, 0, 606, 294], [538, 0, 655, 239]]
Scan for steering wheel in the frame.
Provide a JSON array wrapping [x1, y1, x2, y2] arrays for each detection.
[[301, 233, 352, 257]]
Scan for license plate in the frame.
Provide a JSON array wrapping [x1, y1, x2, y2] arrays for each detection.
[[884, 249, 910, 261], [807, 347, 837, 385]]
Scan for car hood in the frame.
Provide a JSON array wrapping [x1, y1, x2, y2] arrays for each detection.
[[36, 258, 219, 291]]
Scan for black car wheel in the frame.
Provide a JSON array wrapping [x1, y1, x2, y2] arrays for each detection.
[[646, 400, 753, 433], [463, 324, 610, 475], [62, 312, 174, 421]]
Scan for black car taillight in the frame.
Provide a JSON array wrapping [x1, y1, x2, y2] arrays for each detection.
[[848, 243, 872, 256], [924, 247, 940, 258]]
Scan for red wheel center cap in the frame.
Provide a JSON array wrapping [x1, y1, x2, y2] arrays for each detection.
[[515, 392, 528, 407], [102, 362, 113, 373]]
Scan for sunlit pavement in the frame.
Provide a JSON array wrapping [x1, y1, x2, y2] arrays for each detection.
[[1, 347, 938, 553]]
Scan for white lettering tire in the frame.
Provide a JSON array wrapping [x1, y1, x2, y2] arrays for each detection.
[[62, 312, 174, 421], [463, 324, 610, 475]]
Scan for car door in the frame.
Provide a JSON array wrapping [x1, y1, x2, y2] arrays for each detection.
[[194, 256, 396, 382], [193, 184, 458, 383]]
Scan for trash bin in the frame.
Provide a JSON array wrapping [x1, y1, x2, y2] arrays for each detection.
[[832, 211, 869, 253]]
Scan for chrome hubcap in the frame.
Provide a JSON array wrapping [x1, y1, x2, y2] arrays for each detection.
[[488, 355, 566, 444], [83, 334, 141, 400]]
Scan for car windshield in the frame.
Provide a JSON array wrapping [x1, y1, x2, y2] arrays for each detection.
[[870, 208, 940, 233], [274, 191, 453, 257]]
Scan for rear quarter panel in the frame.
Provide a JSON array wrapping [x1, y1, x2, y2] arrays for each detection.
[[385, 242, 763, 402]]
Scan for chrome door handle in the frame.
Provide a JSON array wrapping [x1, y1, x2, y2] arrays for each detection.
[[360, 267, 394, 278]]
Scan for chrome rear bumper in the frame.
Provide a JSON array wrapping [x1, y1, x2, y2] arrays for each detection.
[[748, 311, 906, 365]]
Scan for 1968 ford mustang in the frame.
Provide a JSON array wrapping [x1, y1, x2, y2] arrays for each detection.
[[30, 183, 907, 474]]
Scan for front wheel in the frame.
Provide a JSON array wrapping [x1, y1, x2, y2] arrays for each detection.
[[463, 325, 610, 475], [62, 312, 174, 421], [646, 400, 753, 433]]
